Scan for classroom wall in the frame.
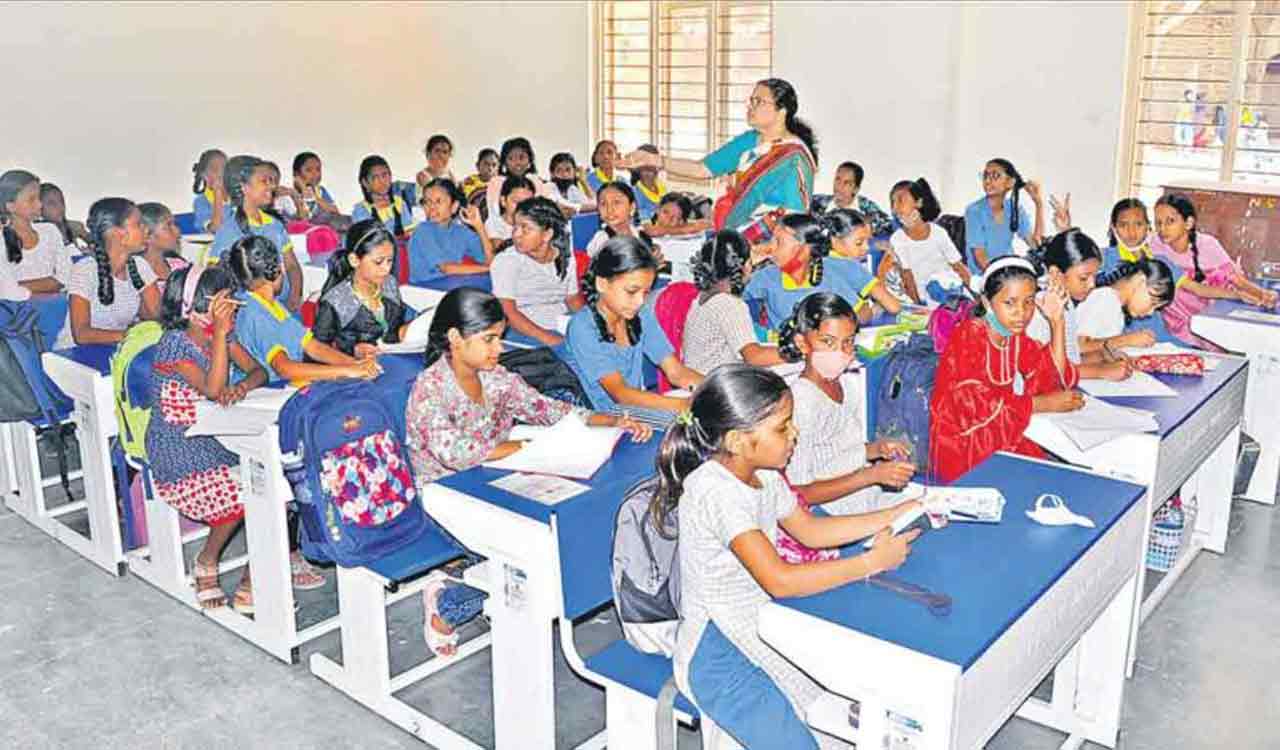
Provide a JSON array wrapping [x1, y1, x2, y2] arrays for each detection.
[[0, 1, 590, 219], [775, 1, 1132, 237]]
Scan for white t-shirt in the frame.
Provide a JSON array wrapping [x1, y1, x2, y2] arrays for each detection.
[[1026, 299, 1082, 364], [0, 261, 30, 301], [890, 223, 961, 298], [0, 223, 77, 288], [585, 229, 610, 258], [66, 256, 157, 332], [787, 374, 888, 516], [489, 249, 578, 331], [1076, 287, 1127, 340], [485, 212, 514, 242]]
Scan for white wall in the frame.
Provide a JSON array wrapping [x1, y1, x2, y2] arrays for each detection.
[[776, 1, 1131, 237], [0, 1, 590, 219]]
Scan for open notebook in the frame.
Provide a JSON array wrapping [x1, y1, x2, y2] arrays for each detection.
[[483, 412, 623, 480]]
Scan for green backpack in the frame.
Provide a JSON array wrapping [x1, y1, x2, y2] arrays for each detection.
[[111, 321, 164, 462]]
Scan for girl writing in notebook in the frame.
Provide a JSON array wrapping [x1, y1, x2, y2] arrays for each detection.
[[313, 220, 416, 358], [1076, 258, 1178, 354]]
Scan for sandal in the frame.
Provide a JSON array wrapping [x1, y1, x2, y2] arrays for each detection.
[[290, 552, 326, 591], [422, 571, 459, 657], [192, 558, 227, 610], [231, 574, 254, 615]]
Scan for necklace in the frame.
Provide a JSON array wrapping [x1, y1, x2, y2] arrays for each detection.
[[353, 279, 383, 312]]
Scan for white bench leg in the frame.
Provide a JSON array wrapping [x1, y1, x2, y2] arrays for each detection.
[[603, 683, 670, 750], [0, 422, 17, 497], [700, 717, 742, 750], [6, 423, 43, 518]]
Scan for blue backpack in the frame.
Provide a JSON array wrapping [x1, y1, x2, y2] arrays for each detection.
[[278, 379, 428, 567], [0, 300, 71, 425], [874, 333, 938, 475]]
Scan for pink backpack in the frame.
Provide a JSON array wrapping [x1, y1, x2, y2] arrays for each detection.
[[653, 282, 699, 393], [928, 297, 975, 355]]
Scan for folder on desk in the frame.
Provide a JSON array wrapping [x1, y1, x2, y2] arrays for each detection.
[[485, 413, 623, 480], [378, 312, 433, 354]]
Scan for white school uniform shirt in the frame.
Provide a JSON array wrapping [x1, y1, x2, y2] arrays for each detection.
[[484, 212, 514, 242], [66, 256, 158, 332], [786, 373, 890, 515], [1026, 299, 1083, 364], [488, 249, 579, 330], [681, 293, 758, 374], [1075, 287, 1127, 340], [0, 261, 30, 301], [0, 223, 77, 288], [890, 223, 961, 303], [585, 229, 611, 257]]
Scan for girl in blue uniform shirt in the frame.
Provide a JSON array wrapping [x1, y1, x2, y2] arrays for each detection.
[[1100, 198, 1183, 343], [352, 155, 416, 238], [406, 178, 494, 284], [586, 139, 625, 194], [208, 155, 305, 313], [191, 149, 228, 233], [226, 235, 380, 385], [561, 235, 703, 425], [630, 144, 667, 223], [743, 212, 893, 328], [292, 151, 351, 232], [963, 158, 1045, 273]]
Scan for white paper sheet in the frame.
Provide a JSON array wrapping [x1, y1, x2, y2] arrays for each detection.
[[379, 310, 434, 354], [1038, 397, 1159, 451], [1079, 370, 1177, 398], [483, 413, 623, 479], [187, 404, 278, 437], [652, 234, 705, 266], [1227, 308, 1280, 325], [488, 473, 589, 505]]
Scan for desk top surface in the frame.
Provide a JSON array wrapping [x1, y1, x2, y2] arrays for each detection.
[[771, 453, 1145, 670], [1196, 299, 1280, 330], [1094, 354, 1246, 437]]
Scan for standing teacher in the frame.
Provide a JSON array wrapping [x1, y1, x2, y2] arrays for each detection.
[[621, 78, 817, 243]]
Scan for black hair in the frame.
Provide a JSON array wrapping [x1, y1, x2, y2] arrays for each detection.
[[425, 133, 454, 156], [655, 193, 694, 225], [160, 265, 237, 331], [692, 230, 751, 295], [777, 212, 835, 286], [137, 201, 183, 260], [584, 235, 659, 344], [476, 148, 498, 165], [263, 161, 281, 178], [1096, 257, 1178, 315], [986, 158, 1026, 234], [322, 218, 396, 297], [423, 178, 466, 219], [548, 152, 579, 198], [292, 151, 320, 176], [1107, 198, 1149, 248], [226, 234, 283, 290], [652, 363, 791, 531], [597, 180, 638, 227], [37, 183, 75, 246], [1, 169, 40, 264], [514, 196, 571, 280], [86, 197, 146, 306], [192, 149, 226, 194], [1026, 228, 1102, 275], [758, 78, 819, 165], [498, 137, 537, 176], [777, 291, 857, 362], [890, 178, 942, 223], [972, 257, 1038, 319], [422, 287, 506, 368], [1155, 193, 1204, 282], [223, 154, 268, 238], [823, 208, 867, 239], [591, 139, 617, 169], [358, 155, 405, 237], [836, 161, 864, 188], [629, 144, 660, 186], [499, 175, 537, 216]]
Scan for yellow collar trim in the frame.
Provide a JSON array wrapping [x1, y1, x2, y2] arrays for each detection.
[[247, 290, 289, 321]]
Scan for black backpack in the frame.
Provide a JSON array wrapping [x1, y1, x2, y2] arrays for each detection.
[[498, 347, 589, 408], [0, 300, 75, 499]]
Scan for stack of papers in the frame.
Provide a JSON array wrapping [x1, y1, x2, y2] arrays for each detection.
[[1078, 370, 1177, 398], [884, 483, 1006, 523], [1038, 397, 1159, 451], [483, 413, 623, 479]]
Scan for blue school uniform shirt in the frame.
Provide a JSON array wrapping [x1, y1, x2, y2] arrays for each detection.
[[235, 290, 313, 385], [406, 219, 486, 284], [963, 196, 1034, 273], [633, 180, 667, 223], [586, 168, 622, 195], [192, 189, 231, 232], [742, 257, 879, 329], [207, 212, 296, 303], [351, 196, 417, 236], [562, 305, 674, 412]]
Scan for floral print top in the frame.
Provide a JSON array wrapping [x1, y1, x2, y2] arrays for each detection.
[[405, 357, 577, 487]]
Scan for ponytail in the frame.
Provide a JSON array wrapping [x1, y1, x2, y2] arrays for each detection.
[[776, 291, 856, 363], [758, 78, 819, 165], [1155, 193, 1204, 282], [323, 219, 395, 297], [85, 197, 137, 306], [988, 158, 1024, 234], [0, 169, 40, 264]]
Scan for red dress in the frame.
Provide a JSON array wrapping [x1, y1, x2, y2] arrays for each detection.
[[928, 319, 1078, 482]]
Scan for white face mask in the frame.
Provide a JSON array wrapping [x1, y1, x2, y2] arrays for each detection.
[[811, 349, 853, 380], [1024, 494, 1095, 528], [899, 209, 923, 229]]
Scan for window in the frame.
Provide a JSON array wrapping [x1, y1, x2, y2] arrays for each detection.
[[595, 0, 773, 180], [1124, 1, 1280, 204]]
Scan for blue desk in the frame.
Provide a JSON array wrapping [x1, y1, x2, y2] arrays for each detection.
[[760, 453, 1147, 749], [414, 273, 492, 295]]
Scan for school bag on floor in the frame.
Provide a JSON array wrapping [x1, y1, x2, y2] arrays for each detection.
[[278, 379, 429, 567], [610, 474, 680, 657], [874, 333, 938, 475], [498, 346, 590, 408]]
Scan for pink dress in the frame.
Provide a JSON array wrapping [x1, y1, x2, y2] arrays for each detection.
[[1150, 232, 1239, 347]]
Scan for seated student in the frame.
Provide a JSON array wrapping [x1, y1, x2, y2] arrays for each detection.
[[585, 182, 656, 262], [1100, 198, 1181, 343], [824, 208, 901, 316], [407, 178, 493, 283], [405, 287, 649, 654], [645, 192, 711, 238], [68, 198, 161, 345], [313, 219, 416, 358], [492, 196, 582, 347], [743, 212, 887, 329], [682, 230, 783, 372], [262, 161, 304, 221], [963, 157, 1044, 273], [191, 148, 228, 232], [885, 177, 971, 306], [546, 152, 595, 215], [814, 161, 894, 237], [415, 133, 456, 189], [485, 137, 546, 221], [137, 201, 190, 292], [39, 183, 89, 250], [225, 235, 380, 385], [1151, 193, 1278, 347], [208, 155, 304, 313], [656, 364, 920, 750], [778, 292, 915, 515], [562, 236, 703, 424], [0, 261, 27, 302], [585, 139, 626, 194], [483, 175, 536, 243], [630, 144, 667, 223], [146, 265, 270, 611], [1077, 257, 1178, 356], [930, 256, 1083, 482], [352, 154, 416, 237], [2, 169, 76, 295], [460, 148, 499, 201], [292, 151, 352, 232]]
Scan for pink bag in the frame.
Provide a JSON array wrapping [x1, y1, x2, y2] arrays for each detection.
[[927, 297, 975, 355], [775, 475, 839, 564], [287, 220, 341, 262]]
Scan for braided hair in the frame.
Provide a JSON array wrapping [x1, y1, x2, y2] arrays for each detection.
[[1, 169, 40, 264], [1096, 257, 1178, 320], [1106, 198, 1148, 248], [513, 196, 571, 280], [987, 158, 1026, 234], [583, 235, 658, 344], [226, 234, 283, 291], [85, 197, 145, 306], [777, 212, 835, 287], [692, 230, 751, 295], [1155, 193, 1204, 282], [223, 154, 267, 238], [1025, 228, 1102, 275], [776, 291, 856, 362], [358, 155, 405, 237], [191, 149, 226, 194]]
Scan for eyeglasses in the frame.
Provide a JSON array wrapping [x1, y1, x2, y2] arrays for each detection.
[[747, 96, 773, 110], [981, 170, 1007, 181]]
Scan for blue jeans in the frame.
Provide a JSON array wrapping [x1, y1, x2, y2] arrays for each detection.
[[436, 583, 486, 629], [687, 621, 819, 750]]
